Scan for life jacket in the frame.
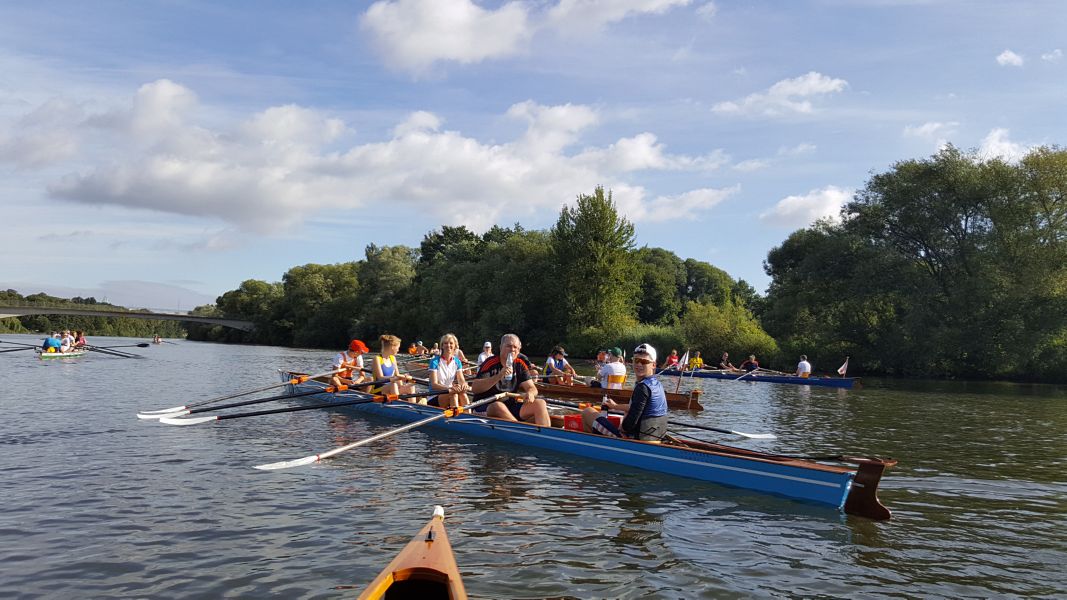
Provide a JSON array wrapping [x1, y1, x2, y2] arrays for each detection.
[[337, 352, 360, 378]]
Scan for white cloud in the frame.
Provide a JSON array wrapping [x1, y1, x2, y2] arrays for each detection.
[[12, 80, 731, 233], [996, 49, 1024, 67], [547, 0, 693, 30], [759, 185, 852, 227], [360, 0, 532, 74], [696, 2, 717, 20], [614, 185, 739, 223], [0, 98, 84, 167], [777, 142, 816, 156], [1041, 49, 1062, 62], [360, 0, 693, 74], [712, 72, 848, 117], [732, 158, 768, 172], [978, 128, 1029, 163], [902, 121, 959, 140]]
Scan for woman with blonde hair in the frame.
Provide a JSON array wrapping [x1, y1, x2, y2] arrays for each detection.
[[428, 333, 470, 409], [371, 334, 416, 399]]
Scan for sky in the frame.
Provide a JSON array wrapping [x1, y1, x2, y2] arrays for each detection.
[[1, 1, 1064, 310]]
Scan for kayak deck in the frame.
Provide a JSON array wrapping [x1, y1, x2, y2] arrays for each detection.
[[357, 506, 466, 600]]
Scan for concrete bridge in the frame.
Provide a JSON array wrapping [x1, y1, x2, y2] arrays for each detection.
[[0, 306, 255, 332]]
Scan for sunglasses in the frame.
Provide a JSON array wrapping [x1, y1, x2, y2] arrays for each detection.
[[632, 357, 654, 366]]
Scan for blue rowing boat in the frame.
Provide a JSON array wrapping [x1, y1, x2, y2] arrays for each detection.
[[660, 368, 857, 388], [281, 371, 894, 520]]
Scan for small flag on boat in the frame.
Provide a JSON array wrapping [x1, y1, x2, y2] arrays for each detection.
[[837, 357, 849, 376], [678, 350, 689, 369]]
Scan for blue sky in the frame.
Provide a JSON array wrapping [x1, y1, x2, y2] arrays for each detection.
[[1, 1, 1064, 310]]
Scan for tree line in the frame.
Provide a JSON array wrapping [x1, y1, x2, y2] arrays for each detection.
[[186, 186, 779, 366], [8, 145, 1065, 382], [0, 290, 186, 339]]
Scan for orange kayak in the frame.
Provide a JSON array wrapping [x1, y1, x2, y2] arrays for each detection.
[[357, 506, 467, 600]]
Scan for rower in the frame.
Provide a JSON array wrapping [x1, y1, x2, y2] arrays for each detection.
[[332, 339, 369, 389], [688, 351, 704, 370], [599, 347, 626, 389], [719, 352, 737, 371], [469, 333, 549, 426], [41, 333, 62, 353], [663, 349, 680, 369], [372, 334, 416, 400], [582, 343, 668, 441], [739, 354, 760, 372], [476, 341, 493, 366], [543, 345, 576, 385], [796, 354, 812, 378], [427, 333, 470, 409]]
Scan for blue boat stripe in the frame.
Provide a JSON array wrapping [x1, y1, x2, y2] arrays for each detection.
[[444, 418, 845, 490]]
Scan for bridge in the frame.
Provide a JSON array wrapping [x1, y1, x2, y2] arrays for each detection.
[[0, 306, 255, 332]]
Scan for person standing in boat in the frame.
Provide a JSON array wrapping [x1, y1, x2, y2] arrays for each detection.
[[543, 345, 577, 385], [331, 339, 369, 389], [739, 354, 760, 372], [372, 334, 416, 399], [599, 347, 627, 389], [427, 333, 470, 409], [582, 343, 669, 441], [795, 355, 812, 378], [469, 333, 550, 426], [719, 352, 737, 371]]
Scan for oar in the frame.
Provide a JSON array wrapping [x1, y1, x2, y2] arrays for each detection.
[[137, 369, 343, 417], [0, 346, 37, 354], [148, 377, 392, 419], [734, 368, 762, 381], [541, 397, 776, 440], [0, 339, 40, 348], [360, 367, 429, 387], [159, 389, 381, 426], [252, 392, 511, 471], [93, 343, 152, 350], [85, 345, 143, 359]]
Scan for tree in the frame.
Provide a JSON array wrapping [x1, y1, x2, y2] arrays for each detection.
[[551, 186, 639, 334]]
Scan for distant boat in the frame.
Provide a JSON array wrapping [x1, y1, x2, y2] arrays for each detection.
[[36, 349, 88, 360], [659, 368, 856, 389]]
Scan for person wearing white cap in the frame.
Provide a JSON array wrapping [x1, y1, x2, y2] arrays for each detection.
[[582, 342, 669, 440], [477, 341, 493, 366]]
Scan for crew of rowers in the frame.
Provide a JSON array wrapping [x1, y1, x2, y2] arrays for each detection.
[[326, 333, 668, 442], [40, 330, 87, 353], [661, 350, 815, 377]]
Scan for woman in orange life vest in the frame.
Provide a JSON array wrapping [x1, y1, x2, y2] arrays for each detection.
[[331, 339, 369, 390], [372, 334, 416, 400]]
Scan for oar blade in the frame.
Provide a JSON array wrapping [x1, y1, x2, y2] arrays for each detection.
[[136, 406, 188, 419], [159, 415, 218, 426], [735, 431, 777, 440], [254, 455, 320, 471]]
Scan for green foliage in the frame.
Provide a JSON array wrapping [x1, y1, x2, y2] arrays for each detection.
[[678, 300, 779, 364], [551, 186, 639, 333], [763, 145, 1067, 381], [0, 290, 186, 337]]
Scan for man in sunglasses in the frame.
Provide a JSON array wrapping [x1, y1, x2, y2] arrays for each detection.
[[582, 343, 669, 441]]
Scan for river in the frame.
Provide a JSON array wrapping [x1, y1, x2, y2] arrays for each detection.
[[1, 335, 1064, 598]]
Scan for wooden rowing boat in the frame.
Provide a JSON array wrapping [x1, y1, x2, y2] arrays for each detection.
[[660, 368, 857, 389], [282, 372, 895, 520], [36, 348, 88, 360], [357, 505, 466, 600], [536, 381, 703, 411]]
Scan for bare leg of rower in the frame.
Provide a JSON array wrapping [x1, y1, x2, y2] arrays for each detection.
[[520, 398, 550, 427]]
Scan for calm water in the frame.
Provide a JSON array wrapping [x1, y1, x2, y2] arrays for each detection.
[[1, 335, 1064, 598]]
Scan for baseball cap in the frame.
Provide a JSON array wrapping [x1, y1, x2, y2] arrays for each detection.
[[483, 341, 492, 348], [349, 339, 369, 353], [633, 343, 657, 364], [551, 345, 567, 356], [608, 347, 623, 357]]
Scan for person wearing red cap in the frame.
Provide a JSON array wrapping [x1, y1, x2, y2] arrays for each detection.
[[331, 339, 369, 389]]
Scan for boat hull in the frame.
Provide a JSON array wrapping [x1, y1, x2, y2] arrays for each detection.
[[282, 373, 893, 519], [660, 368, 856, 388], [37, 349, 88, 360], [536, 382, 703, 411]]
